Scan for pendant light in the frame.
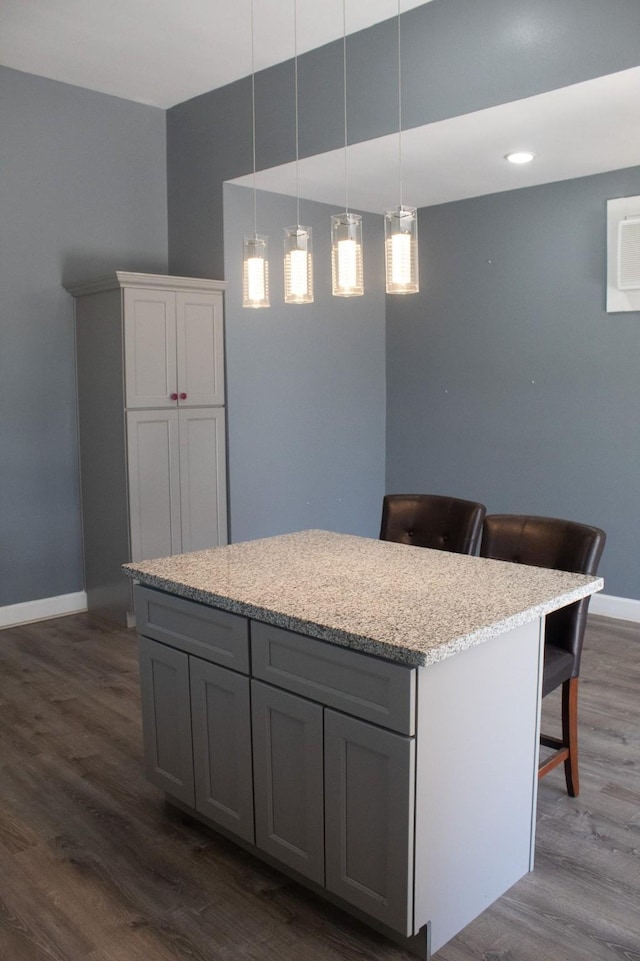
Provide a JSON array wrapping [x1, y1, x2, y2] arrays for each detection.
[[284, 0, 314, 304], [384, 0, 419, 295], [242, 0, 270, 308], [331, 0, 363, 297]]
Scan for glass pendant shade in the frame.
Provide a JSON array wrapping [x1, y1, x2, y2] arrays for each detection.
[[331, 213, 364, 297], [242, 235, 270, 308], [384, 206, 419, 294], [283, 226, 314, 304]]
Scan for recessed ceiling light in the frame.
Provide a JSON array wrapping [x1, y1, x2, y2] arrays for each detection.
[[505, 151, 536, 165]]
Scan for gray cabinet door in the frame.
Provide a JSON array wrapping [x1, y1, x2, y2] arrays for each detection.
[[324, 710, 415, 936], [251, 681, 324, 885], [138, 636, 195, 806], [190, 658, 254, 843]]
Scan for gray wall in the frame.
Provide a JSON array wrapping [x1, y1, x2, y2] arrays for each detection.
[[386, 166, 640, 599], [0, 66, 168, 607], [223, 185, 386, 542]]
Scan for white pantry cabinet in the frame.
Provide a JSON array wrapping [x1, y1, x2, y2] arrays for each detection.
[[67, 272, 228, 625]]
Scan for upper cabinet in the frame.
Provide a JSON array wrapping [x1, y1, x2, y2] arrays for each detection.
[[124, 285, 224, 409]]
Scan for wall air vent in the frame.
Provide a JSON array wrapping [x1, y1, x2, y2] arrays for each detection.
[[607, 196, 640, 312], [618, 217, 640, 289]]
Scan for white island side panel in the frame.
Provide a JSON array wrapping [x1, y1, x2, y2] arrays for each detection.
[[414, 617, 544, 954]]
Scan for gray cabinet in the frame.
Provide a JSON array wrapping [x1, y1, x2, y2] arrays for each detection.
[[136, 587, 253, 838], [134, 586, 418, 939], [251, 680, 324, 884], [130, 546, 550, 957], [139, 635, 254, 837], [67, 272, 227, 625]]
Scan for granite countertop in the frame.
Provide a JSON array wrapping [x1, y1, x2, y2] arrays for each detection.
[[123, 529, 603, 667]]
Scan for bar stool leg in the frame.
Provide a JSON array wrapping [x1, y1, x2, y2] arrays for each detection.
[[562, 677, 580, 798]]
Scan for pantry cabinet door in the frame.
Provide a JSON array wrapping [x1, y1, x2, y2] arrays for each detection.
[[124, 288, 177, 408], [176, 291, 225, 407], [127, 409, 182, 561], [178, 407, 228, 551]]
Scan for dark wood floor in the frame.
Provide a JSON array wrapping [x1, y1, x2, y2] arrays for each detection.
[[0, 612, 638, 961]]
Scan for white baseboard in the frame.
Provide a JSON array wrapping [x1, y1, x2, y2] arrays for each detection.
[[0, 591, 88, 630], [589, 592, 640, 624]]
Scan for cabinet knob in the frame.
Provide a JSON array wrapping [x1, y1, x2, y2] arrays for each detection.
[[179, 392, 187, 400], [170, 392, 178, 401]]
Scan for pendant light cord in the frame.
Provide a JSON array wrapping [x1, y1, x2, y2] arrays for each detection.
[[251, 0, 258, 237], [294, 0, 300, 226], [397, 0, 403, 210], [343, 0, 348, 213]]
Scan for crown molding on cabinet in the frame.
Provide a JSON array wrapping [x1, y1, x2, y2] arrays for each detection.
[[64, 272, 227, 297]]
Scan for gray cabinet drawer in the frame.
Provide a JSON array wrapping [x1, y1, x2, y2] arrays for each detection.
[[251, 621, 416, 736], [134, 585, 249, 673]]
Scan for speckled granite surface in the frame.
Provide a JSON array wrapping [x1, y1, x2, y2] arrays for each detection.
[[123, 530, 603, 667]]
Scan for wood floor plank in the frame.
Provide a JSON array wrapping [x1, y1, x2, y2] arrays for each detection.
[[0, 611, 638, 960], [0, 848, 97, 961]]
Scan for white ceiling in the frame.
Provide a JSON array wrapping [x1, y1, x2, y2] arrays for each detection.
[[1, 0, 638, 210], [0, 0, 429, 108]]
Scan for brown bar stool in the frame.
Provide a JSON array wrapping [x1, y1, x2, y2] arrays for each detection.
[[480, 514, 606, 797]]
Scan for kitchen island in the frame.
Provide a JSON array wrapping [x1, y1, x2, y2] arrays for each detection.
[[124, 530, 603, 957]]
